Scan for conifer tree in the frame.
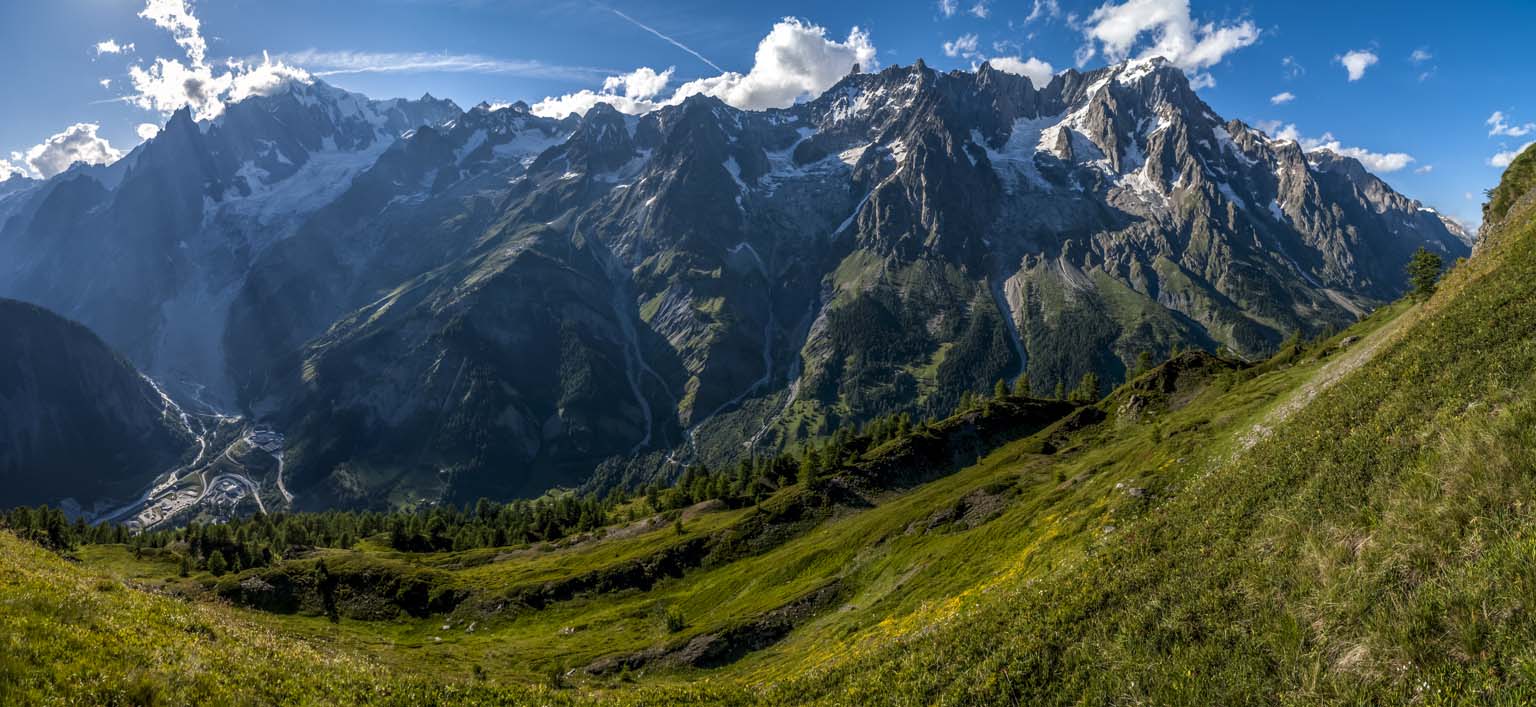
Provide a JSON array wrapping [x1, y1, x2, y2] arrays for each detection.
[[1407, 247, 1444, 301]]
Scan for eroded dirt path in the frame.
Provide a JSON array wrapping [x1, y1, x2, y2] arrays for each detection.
[[1239, 306, 1419, 452]]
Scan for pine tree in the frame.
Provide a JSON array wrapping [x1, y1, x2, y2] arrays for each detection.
[[1135, 351, 1154, 376], [178, 554, 190, 577], [993, 379, 1008, 399], [206, 550, 228, 577], [1407, 247, 1444, 301], [1071, 372, 1101, 403], [1012, 374, 1030, 397]]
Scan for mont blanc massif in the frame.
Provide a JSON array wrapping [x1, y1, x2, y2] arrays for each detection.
[[0, 58, 1467, 516], [14, 12, 1536, 702]]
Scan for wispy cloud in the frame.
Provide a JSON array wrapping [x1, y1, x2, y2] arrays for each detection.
[[277, 49, 612, 81], [602, 5, 723, 73], [1488, 111, 1535, 138]]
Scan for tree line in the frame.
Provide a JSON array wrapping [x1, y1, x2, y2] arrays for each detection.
[[1, 364, 1132, 572]]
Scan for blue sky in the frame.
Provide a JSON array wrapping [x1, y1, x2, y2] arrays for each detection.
[[2, 0, 1533, 229]]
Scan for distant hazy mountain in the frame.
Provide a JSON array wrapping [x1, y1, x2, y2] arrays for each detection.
[[0, 299, 191, 508], [0, 59, 1470, 507]]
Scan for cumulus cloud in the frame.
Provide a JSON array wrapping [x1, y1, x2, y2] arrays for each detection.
[[1488, 111, 1535, 138], [532, 18, 877, 118], [95, 39, 135, 56], [99, 78, 112, 89], [1077, 0, 1258, 88], [13, 123, 124, 179], [990, 56, 1057, 88], [1336, 49, 1377, 81], [128, 52, 311, 120], [139, 0, 206, 65], [944, 33, 980, 59], [117, 0, 311, 121], [939, 0, 959, 18], [137, 123, 162, 141], [603, 66, 673, 100], [969, 2, 991, 19], [1263, 122, 1415, 173], [1270, 91, 1295, 105], [529, 66, 679, 117], [0, 159, 27, 182], [1489, 142, 1535, 168], [1410, 48, 1433, 64]]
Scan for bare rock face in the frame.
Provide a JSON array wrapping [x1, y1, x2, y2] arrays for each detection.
[[0, 60, 1470, 506], [0, 299, 192, 507]]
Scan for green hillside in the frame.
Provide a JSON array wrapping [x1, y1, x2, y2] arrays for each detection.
[[4, 146, 1536, 705]]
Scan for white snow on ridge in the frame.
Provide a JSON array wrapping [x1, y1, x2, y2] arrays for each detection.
[[491, 129, 568, 167], [456, 129, 488, 164], [723, 157, 748, 209], [980, 113, 1065, 192]]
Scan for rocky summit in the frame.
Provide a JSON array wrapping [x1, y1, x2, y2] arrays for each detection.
[[0, 58, 1467, 508]]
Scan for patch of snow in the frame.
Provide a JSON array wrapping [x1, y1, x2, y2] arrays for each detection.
[[838, 144, 870, 168], [456, 129, 488, 164], [982, 112, 1067, 192], [1213, 125, 1258, 167], [723, 157, 748, 209], [1267, 200, 1290, 223]]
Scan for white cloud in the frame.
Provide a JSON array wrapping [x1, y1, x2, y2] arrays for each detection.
[[1336, 49, 1378, 81], [95, 39, 135, 56], [128, 52, 311, 120], [1414, 164, 1434, 174], [969, 2, 990, 19], [1489, 142, 1535, 168], [15, 123, 123, 179], [99, 78, 112, 89], [120, 0, 312, 121], [944, 33, 980, 59], [529, 66, 679, 117], [1263, 122, 1415, 173], [1025, 0, 1061, 24], [1409, 48, 1432, 64], [990, 56, 1057, 88], [136, 123, 161, 141], [939, 0, 958, 18], [138, 0, 205, 66], [0, 159, 27, 182], [602, 66, 674, 100], [1270, 91, 1295, 105], [532, 18, 877, 118], [1487, 111, 1535, 138], [1077, 0, 1259, 88]]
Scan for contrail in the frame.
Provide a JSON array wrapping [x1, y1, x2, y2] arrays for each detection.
[[603, 5, 724, 73]]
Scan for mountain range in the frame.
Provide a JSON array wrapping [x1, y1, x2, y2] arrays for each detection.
[[0, 57, 1470, 510]]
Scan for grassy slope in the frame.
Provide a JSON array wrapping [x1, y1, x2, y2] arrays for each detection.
[[758, 149, 1536, 705], [6, 150, 1536, 705]]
